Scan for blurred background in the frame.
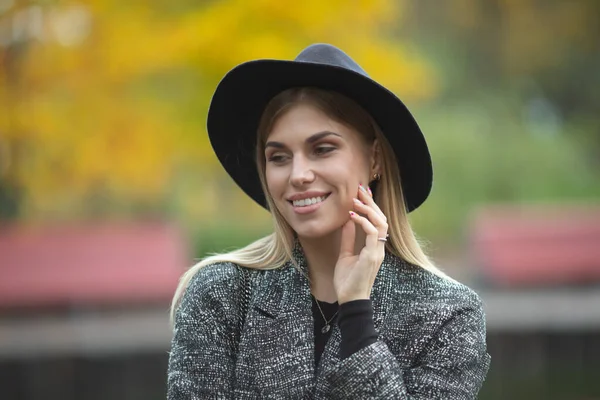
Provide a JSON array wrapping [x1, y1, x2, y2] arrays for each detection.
[[1, 0, 599, 398]]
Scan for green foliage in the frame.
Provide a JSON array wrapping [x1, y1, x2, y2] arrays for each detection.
[[409, 93, 600, 244]]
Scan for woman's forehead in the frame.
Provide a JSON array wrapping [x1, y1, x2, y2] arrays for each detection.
[[266, 103, 359, 143]]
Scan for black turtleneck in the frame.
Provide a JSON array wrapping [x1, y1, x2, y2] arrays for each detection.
[[311, 297, 378, 366]]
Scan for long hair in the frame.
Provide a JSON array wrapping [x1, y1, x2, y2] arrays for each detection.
[[170, 87, 450, 323]]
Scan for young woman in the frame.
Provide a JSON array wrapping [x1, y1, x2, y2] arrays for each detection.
[[167, 43, 490, 399]]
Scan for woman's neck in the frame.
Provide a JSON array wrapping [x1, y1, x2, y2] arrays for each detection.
[[298, 227, 366, 303]]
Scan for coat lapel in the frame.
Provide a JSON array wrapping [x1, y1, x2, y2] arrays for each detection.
[[236, 255, 316, 398], [371, 253, 399, 334]]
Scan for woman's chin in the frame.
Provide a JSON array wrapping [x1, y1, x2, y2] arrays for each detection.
[[292, 227, 330, 241], [284, 211, 347, 241], [292, 223, 341, 241]]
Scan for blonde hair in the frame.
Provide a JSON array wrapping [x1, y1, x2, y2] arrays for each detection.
[[170, 87, 450, 322]]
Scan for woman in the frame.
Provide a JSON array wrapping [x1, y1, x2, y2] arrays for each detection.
[[167, 43, 490, 399]]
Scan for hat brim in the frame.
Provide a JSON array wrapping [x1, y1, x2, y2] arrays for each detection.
[[207, 59, 432, 213]]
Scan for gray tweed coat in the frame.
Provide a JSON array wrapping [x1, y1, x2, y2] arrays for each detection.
[[167, 246, 491, 399]]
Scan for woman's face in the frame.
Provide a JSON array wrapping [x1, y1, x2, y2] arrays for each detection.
[[264, 103, 375, 240]]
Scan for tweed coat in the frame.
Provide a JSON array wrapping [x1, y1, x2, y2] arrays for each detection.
[[167, 245, 491, 399]]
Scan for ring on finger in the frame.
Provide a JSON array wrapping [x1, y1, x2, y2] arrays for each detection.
[[377, 233, 390, 242]]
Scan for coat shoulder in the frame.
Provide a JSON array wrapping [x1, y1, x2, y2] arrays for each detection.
[[180, 261, 247, 311], [385, 253, 483, 311], [380, 255, 489, 365]]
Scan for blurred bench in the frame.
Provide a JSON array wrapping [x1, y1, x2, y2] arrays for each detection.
[[0, 222, 188, 308], [470, 204, 600, 288]]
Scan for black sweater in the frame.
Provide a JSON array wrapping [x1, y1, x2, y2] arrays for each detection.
[[312, 297, 378, 366]]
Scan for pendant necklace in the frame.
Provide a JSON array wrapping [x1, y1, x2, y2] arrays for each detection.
[[313, 295, 339, 333]]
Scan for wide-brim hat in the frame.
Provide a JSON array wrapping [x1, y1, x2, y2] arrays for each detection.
[[207, 43, 432, 212]]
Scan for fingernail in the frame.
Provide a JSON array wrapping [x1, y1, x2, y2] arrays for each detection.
[[349, 211, 356, 217], [367, 187, 372, 196], [359, 184, 367, 193]]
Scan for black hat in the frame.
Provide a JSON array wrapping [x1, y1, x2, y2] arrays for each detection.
[[207, 43, 432, 212]]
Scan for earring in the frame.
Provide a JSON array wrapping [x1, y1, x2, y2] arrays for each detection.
[[373, 173, 381, 181]]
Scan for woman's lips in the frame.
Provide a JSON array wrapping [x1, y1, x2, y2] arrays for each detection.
[[290, 194, 330, 215]]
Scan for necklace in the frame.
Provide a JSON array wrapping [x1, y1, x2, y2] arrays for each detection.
[[313, 295, 339, 333]]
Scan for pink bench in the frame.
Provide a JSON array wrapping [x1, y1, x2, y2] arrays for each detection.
[[0, 222, 188, 308], [470, 205, 600, 287]]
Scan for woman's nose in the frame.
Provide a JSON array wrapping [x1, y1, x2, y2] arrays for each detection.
[[289, 157, 315, 186]]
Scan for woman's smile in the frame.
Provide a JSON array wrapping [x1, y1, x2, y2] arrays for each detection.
[[289, 193, 331, 214]]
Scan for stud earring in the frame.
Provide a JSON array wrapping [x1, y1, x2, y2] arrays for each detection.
[[373, 173, 381, 181]]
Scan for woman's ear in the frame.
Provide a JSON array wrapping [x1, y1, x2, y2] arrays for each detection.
[[370, 139, 382, 176]]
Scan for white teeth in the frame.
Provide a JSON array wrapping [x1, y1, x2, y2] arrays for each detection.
[[292, 195, 327, 207]]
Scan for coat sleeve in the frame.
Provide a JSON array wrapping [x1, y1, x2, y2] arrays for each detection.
[[323, 289, 491, 399], [167, 263, 242, 400]]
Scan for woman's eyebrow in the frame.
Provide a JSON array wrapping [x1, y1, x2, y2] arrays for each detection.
[[265, 131, 342, 150], [306, 131, 342, 144]]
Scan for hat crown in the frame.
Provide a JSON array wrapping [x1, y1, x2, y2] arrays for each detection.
[[294, 43, 369, 78]]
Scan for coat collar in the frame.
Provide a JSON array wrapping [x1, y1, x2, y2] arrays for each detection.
[[252, 239, 401, 332], [252, 240, 312, 318]]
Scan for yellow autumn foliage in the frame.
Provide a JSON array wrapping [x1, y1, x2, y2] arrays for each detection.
[[1, 0, 437, 222]]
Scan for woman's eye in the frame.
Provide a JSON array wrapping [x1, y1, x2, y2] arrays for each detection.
[[315, 146, 335, 155], [267, 154, 287, 163]]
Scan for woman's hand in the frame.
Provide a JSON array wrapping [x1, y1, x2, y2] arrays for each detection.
[[334, 184, 389, 304]]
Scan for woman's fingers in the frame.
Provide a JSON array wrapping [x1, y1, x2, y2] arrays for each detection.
[[358, 185, 386, 221], [352, 198, 387, 230], [349, 211, 379, 243], [354, 184, 388, 248], [349, 210, 387, 250], [339, 218, 356, 258]]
